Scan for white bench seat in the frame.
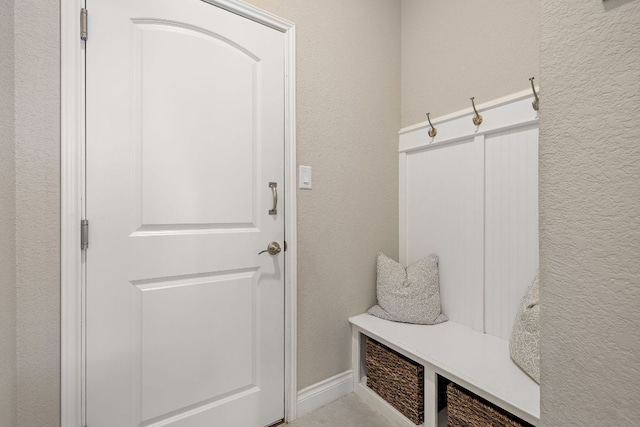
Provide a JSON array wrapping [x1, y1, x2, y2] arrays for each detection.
[[350, 313, 540, 426]]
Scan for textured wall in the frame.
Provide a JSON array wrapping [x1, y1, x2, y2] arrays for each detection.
[[400, 0, 540, 127], [14, 1, 61, 425], [243, 0, 401, 390], [0, 0, 17, 425], [539, 1, 640, 425]]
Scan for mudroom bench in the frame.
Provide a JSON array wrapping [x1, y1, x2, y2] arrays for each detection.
[[350, 314, 540, 427]]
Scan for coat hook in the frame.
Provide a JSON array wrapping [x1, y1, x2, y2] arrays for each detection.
[[529, 77, 539, 111], [426, 113, 437, 138], [470, 97, 483, 126]]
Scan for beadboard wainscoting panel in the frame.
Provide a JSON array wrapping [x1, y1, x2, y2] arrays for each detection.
[[405, 138, 485, 332], [484, 125, 540, 340], [400, 92, 539, 339]]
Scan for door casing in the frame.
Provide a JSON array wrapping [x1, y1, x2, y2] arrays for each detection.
[[60, 1, 297, 425]]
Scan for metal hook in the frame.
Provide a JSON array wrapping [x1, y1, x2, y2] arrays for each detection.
[[426, 113, 437, 138], [529, 77, 539, 111], [470, 97, 483, 126]]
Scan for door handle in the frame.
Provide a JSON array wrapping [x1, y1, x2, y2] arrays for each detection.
[[259, 241, 282, 255], [269, 182, 278, 215]]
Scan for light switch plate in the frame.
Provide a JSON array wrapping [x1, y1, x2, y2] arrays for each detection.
[[299, 165, 312, 189]]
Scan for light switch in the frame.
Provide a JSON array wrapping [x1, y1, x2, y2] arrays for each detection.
[[299, 165, 312, 189]]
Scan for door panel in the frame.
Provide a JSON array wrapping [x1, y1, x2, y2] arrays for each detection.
[[133, 20, 260, 228], [85, 1, 285, 426], [136, 270, 257, 421]]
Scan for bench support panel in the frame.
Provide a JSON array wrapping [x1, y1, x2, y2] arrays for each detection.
[[423, 365, 438, 427]]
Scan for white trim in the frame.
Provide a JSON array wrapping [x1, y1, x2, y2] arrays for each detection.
[[296, 371, 354, 419], [398, 91, 539, 154], [399, 88, 539, 135], [201, 0, 294, 32], [478, 133, 487, 334], [398, 153, 408, 265], [60, 1, 297, 426], [398, 92, 538, 153], [61, 0, 85, 426], [283, 24, 298, 424]]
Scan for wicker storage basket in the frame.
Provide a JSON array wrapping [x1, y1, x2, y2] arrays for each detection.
[[447, 382, 534, 427], [365, 338, 424, 425]]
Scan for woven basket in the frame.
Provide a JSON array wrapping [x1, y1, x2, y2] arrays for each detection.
[[365, 338, 424, 425], [447, 382, 534, 427]]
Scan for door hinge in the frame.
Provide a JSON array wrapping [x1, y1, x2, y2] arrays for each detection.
[[80, 8, 88, 41], [81, 219, 89, 250]]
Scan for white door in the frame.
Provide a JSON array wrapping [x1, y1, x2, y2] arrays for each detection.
[[85, 1, 285, 426]]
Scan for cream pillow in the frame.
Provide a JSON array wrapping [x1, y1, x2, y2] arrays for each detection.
[[368, 253, 447, 325], [509, 274, 540, 384]]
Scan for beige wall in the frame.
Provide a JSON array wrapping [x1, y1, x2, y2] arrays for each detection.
[[539, 0, 640, 425], [242, 0, 401, 389], [14, 1, 61, 425], [401, 0, 540, 127], [0, 0, 17, 425]]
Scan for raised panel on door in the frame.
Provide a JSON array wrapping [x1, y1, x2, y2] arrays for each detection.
[[85, 1, 286, 426], [135, 270, 258, 422], [132, 19, 261, 230]]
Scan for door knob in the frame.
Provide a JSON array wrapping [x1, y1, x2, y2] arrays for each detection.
[[258, 242, 282, 255]]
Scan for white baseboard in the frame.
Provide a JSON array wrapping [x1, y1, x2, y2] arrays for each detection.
[[296, 370, 354, 418]]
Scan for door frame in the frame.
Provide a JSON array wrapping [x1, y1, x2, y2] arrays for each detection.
[[60, 1, 298, 425]]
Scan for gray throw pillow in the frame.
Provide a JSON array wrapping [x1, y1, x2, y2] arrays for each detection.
[[368, 253, 447, 325], [509, 273, 540, 384]]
